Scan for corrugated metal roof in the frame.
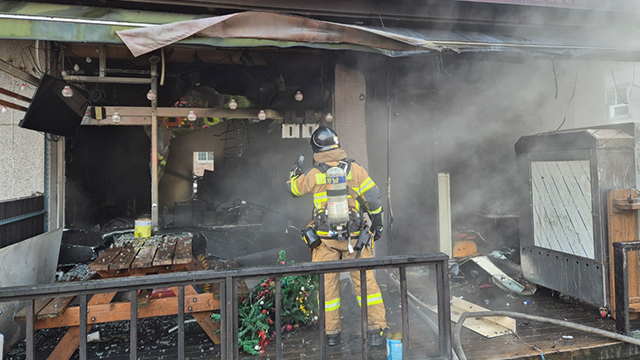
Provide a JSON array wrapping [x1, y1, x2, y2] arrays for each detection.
[[1, 1, 640, 59]]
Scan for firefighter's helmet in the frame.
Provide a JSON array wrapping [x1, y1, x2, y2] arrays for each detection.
[[310, 126, 340, 153]]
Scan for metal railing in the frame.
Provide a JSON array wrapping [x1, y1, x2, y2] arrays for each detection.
[[0, 253, 452, 360], [613, 241, 640, 335]]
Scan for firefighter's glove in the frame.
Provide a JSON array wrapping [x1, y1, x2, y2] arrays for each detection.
[[370, 213, 383, 241], [289, 165, 303, 179]]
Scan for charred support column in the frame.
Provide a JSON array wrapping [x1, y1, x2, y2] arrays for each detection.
[[334, 63, 368, 169], [150, 61, 159, 231]]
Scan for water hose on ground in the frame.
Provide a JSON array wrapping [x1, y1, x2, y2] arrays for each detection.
[[453, 310, 640, 360], [384, 269, 460, 359]]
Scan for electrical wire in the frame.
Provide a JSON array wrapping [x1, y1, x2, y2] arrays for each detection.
[[553, 67, 579, 132], [610, 61, 629, 105], [551, 59, 558, 99], [452, 310, 640, 360]]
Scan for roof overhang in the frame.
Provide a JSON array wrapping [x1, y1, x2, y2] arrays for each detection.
[[2, 1, 640, 60]]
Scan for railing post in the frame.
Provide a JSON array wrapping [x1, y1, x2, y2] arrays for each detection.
[[615, 242, 631, 335], [360, 269, 369, 360], [130, 289, 138, 360], [436, 259, 452, 359], [275, 277, 283, 360], [178, 286, 185, 359], [319, 273, 326, 359], [79, 294, 88, 360], [225, 276, 234, 360], [399, 266, 409, 360], [220, 280, 227, 359], [26, 299, 34, 360]]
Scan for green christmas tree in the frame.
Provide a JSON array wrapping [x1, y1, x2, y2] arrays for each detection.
[[212, 250, 319, 355]]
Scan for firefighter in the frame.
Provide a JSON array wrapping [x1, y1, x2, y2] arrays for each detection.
[[286, 126, 387, 347]]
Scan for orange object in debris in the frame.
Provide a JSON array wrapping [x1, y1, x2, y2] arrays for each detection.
[[453, 240, 478, 258]]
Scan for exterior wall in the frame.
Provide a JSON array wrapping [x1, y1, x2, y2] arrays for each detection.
[[604, 62, 640, 124], [0, 40, 44, 202]]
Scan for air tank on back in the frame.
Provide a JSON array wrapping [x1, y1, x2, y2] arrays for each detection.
[[326, 166, 349, 226]]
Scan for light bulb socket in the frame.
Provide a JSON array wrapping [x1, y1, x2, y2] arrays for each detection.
[[228, 99, 238, 110], [1, 106, 7, 114], [61, 85, 74, 98], [294, 91, 303, 102], [111, 112, 122, 123], [324, 113, 334, 122], [187, 111, 197, 121], [146, 90, 157, 101], [258, 110, 267, 121]]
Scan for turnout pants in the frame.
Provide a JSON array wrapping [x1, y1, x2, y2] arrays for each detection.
[[312, 238, 387, 335]]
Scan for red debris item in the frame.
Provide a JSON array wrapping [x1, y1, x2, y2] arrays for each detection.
[[150, 288, 176, 299]]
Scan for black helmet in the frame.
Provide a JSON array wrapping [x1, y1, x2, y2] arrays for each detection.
[[310, 126, 340, 153]]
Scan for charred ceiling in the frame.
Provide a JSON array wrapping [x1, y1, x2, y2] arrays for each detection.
[[59, 42, 330, 110]]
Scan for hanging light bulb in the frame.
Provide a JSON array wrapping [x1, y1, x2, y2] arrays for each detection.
[[1, 106, 7, 114], [294, 91, 304, 102], [61, 85, 74, 98], [61, 70, 68, 77], [187, 110, 197, 121], [324, 113, 334, 122], [228, 99, 238, 110], [111, 112, 122, 123], [146, 89, 157, 101], [20, 83, 26, 91], [85, 56, 92, 64], [258, 110, 267, 121], [73, 64, 80, 72]]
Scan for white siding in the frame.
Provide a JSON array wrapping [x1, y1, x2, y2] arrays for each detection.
[[531, 160, 594, 259]]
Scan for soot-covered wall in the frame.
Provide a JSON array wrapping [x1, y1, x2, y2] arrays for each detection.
[[159, 120, 321, 232], [65, 126, 151, 229]]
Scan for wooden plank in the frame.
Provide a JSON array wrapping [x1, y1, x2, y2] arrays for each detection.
[[89, 245, 124, 272], [107, 243, 141, 271], [137, 289, 152, 309], [131, 245, 158, 269], [181, 285, 221, 345], [95, 264, 189, 278], [607, 189, 640, 320], [173, 235, 193, 265], [14, 298, 53, 322], [35, 293, 219, 329], [37, 296, 76, 319], [153, 236, 177, 266], [47, 292, 117, 360]]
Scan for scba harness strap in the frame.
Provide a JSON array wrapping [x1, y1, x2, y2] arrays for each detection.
[[312, 159, 369, 239]]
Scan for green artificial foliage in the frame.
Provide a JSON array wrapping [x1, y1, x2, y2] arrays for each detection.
[[211, 250, 319, 355]]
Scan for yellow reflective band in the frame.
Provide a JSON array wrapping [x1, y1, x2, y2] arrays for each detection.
[[347, 171, 352, 180], [357, 293, 383, 306], [369, 206, 382, 214], [291, 179, 302, 197], [314, 192, 327, 210], [316, 173, 326, 184], [325, 298, 341, 312], [367, 293, 384, 305], [360, 178, 375, 194]]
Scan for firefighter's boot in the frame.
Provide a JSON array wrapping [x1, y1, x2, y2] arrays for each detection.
[[368, 328, 386, 347], [327, 333, 341, 346]]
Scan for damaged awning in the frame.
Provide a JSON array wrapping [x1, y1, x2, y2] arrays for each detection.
[[2, 1, 640, 59]]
